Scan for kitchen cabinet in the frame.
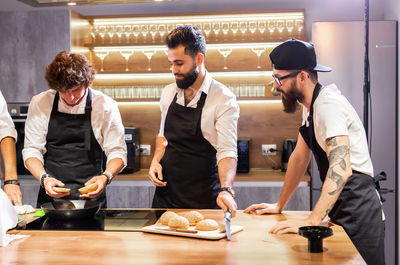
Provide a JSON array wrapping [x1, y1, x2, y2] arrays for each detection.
[[73, 11, 305, 101]]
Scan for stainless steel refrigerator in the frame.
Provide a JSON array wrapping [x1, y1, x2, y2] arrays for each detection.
[[312, 21, 398, 265]]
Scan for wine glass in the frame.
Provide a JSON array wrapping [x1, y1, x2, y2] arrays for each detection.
[[286, 19, 294, 34], [239, 21, 247, 40], [90, 25, 98, 43], [295, 19, 304, 37], [141, 25, 149, 43], [95, 51, 109, 72], [132, 25, 140, 43], [164, 50, 172, 70], [124, 25, 132, 43], [166, 24, 175, 36], [221, 22, 230, 41], [217, 48, 232, 70], [120, 50, 134, 71], [107, 25, 115, 44], [268, 20, 276, 39], [276, 19, 285, 38], [202, 23, 212, 39], [212, 22, 221, 41], [149, 24, 158, 43], [115, 25, 124, 43], [230, 22, 239, 40], [258, 21, 266, 40], [251, 47, 266, 69], [248, 21, 257, 40], [98, 25, 107, 44], [142, 49, 156, 71], [158, 24, 167, 42]]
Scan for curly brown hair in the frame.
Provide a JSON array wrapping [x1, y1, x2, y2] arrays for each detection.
[[45, 51, 95, 92]]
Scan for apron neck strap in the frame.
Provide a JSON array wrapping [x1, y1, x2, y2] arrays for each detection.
[[308, 82, 323, 122]]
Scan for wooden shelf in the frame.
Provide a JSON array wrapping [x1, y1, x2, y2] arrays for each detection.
[[115, 168, 310, 182], [114, 96, 280, 102]]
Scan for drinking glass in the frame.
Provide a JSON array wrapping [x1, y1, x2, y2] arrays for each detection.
[[230, 22, 239, 40], [141, 25, 149, 43], [115, 25, 124, 43], [202, 23, 212, 39], [132, 25, 140, 43], [276, 19, 285, 38], [286, 19, 294, 34], [107, 25, 115, 44], [90, 25, 98, 43], [258, 21, 266, 40], [98, 25, 107, 44], [120, 50, 134, 71], [239, 21, 247, 40], [95, 51, 109, 72], [251, 47, 266, 69], [248, 21, 257, 40], [124, 25, 132, 43], [239, 84, 248, 97], [213, 22, 221, 41], [149, 24, 158, 43], [142, 49, 156, 71], [256, 84, 265, 97], [158, 24, 167, 42], [218, 48, 232, 69], [268, 20, 276, 39], [295, 19, 304, 36], [248, 84, 257, 97], [221, 22, 230, 41]]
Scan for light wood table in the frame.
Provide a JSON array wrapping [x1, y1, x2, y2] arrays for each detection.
[[3, 210, 365, 265]]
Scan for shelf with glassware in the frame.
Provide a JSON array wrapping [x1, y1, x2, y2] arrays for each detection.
[[86, 11, 304, 101]]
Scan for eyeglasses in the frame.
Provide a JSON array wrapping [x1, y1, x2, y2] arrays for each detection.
[[272, 71, 301, 86]]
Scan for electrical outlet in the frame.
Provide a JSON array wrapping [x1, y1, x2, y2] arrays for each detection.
[[262, 144, 277, 156], [140, 144, 151, 156]]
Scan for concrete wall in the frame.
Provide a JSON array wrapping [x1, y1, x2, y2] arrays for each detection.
[[0, 10, 70, 102]]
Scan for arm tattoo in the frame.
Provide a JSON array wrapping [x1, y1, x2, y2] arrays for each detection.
[[321, 207, 332, 222], [326, 137, 338, 147], [327, 144, 350, 195]]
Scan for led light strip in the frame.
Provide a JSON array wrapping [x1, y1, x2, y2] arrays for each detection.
[[95, 71, 273, 80], [92, 42, 279, 53], [117, 99, 281, 105], [93, 13, 304, 25]]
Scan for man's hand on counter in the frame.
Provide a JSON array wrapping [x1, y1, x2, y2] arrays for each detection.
[[4, 184, 22, 205], [244, 202, 281, 215], [217, 191, 237, 218], [80, 175, 107, 199], [269, 218, 313, 235], [148, 161, 167, 187]]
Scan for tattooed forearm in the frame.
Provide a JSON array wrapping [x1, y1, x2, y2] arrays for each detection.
[[326, 137, 338, 147], [321, 207, 332, 222], [327, 143, 350, 195]]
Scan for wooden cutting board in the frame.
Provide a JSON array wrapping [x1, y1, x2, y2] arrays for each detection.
[[142, 224, 243, 240]]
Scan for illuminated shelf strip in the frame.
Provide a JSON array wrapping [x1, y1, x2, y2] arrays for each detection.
[[117, 99, 282, 105], [96, 71, 273, 79], [93, 13, 304, 25], [92, 42, 279, 52]]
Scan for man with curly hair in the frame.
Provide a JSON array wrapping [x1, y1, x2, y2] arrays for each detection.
[[23, 51, 127, 207]]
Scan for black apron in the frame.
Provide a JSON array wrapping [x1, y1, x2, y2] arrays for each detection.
[[37, 89, 106, 208], [299, 83, 385, 265], [152, 92, 220, 209]]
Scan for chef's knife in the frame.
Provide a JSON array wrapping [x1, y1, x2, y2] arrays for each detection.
[[224, 209, 231, 240]]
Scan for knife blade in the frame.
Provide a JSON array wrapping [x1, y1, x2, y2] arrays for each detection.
[[224, 209, 232, 240]]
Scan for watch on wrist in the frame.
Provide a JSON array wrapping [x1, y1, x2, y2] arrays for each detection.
[[102, 171, 114, 185], [4, 180, 20, 186], [40, 173, 50, 188], [219, 187, 235, 198]]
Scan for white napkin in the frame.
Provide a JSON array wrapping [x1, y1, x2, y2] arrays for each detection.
[[13, 205, 35, 215], [0, 189, 29, 247]]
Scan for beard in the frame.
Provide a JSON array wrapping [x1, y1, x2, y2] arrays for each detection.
[[280, 80, 304, 113], [175, 63, 199, 90]]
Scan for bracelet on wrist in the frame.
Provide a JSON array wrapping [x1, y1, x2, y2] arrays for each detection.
[[4, 180, 20, 186], [102, 171, 113, 185], [40, 173, 50, 188]]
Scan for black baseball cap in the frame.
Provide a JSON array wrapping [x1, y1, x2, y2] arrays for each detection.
[[270, 38, 331, 72]]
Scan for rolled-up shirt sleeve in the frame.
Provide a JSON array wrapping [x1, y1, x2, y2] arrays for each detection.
[[215, 96, 240, 163], [0, 91, 17, 142], [22, 95, 50, 166], [100, 99, 127, 169]]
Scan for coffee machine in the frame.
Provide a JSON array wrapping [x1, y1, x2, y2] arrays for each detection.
[[281, 139, 296, 172]]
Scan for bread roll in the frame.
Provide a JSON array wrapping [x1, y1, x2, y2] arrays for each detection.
[[159, 211, 179, 225], [195, 219, 219, 231], [184, 211, 204, 226], [52, 186, 70, 193], [168, 215, 190, 229], [78, 183, 98, 194]]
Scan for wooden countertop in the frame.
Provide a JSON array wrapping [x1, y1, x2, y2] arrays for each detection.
[[5, 210, 364, 265], [116, 169, 310, 182]]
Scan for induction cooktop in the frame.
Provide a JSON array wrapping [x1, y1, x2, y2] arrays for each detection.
[[16, 209, 166, 231]]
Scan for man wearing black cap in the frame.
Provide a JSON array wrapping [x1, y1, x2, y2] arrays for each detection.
[[244, 39, 385, 265]]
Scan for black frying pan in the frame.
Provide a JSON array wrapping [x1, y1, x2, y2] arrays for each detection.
[[41, 200, 101, 220]]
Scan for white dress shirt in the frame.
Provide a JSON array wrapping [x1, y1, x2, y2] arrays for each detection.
[[0, 91, 17, 142], [22, 88, 127, 168], [159, 71, 240, 163]]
